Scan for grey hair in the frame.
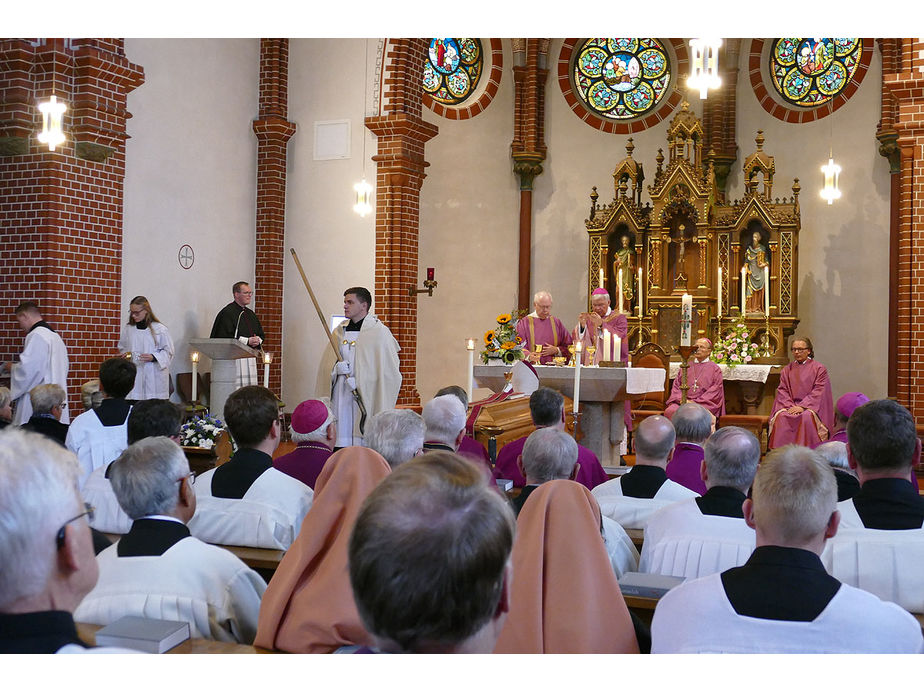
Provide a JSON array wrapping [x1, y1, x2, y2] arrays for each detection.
[[521, 428, 578, 483], [29, 383, 66, 416], [815, 441, 850, 471], [290, 403, 335, 444], [422, 395, 466, 448], [365, 409, 425, 469], [752, 445, 837, 545], [704, 426, 760, 492], [533, 290, 552, 303], [0, 429, 83, 610], [591, 292, 611, 304], [0, 386, 11, 410], [672, 402, 712, 443], [109, 437, 190, 520]]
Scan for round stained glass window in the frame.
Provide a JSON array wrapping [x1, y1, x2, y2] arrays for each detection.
[[423, 38, 483, 105], [769, 38, 863, 107], [573, 38, 672, 120]]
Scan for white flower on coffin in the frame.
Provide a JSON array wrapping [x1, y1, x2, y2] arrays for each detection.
[[199, 438, 214, 450]]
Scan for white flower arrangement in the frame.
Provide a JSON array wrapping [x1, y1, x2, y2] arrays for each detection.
[[180, 414, 232, 451]]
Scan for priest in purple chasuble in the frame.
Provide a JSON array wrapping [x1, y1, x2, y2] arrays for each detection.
[[515, 291, 572, 365], [768, 337, 834, 449], [664, 338, 726, 420]]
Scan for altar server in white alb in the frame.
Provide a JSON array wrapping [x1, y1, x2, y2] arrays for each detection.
[[4, 301, 69, 425], [319, 287, 401, 448], [651, 445, 924, 654], [190, 385, 313, 550], [117, 295, 174, 400], [75, 437, 266, 643]]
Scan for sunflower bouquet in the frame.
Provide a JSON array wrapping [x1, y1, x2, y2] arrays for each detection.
[[480, 311, 526, 365]]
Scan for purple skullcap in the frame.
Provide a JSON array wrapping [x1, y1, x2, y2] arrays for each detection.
[[290, 399, 329, 434], [836, 392, 869, 420], [591, 288, 609, 296]]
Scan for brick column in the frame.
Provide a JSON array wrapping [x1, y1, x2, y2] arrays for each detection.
[[884, 39, 924, 416], [0, 39, 143, 412], [511, 39, 550, 314], [252, 39, 295, 397], [367, 38, 439, 406]]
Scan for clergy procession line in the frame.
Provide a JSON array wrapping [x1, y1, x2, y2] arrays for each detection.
[[1, 283, 923, 654]]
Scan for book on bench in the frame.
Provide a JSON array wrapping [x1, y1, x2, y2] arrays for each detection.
[[94, 616, 191, 653], [618, 572, 686, 599]]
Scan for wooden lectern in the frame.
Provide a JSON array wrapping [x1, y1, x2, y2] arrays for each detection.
[[188, 338, 259, 420]]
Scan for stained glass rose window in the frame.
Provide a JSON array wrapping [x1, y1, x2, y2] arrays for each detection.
[[573, 38, 672, 120], [423, 38, 483, 105], [769, 38, 863, 107]]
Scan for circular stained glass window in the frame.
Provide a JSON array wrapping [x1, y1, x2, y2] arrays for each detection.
[[573, 38, 672, 120], [769, 38, 863, 107], [423, 38, 483, 106]]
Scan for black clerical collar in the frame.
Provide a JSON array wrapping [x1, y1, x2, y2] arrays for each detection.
[[620, 464, 667, 499], [28, 320, 54, 334], [134, 319, 148, 329], [423, 441, 455, 452], [0, 610, 86, 654], [94, 398, 132, 426], [117, 518, 191, 557], [345, 317, 365, 332], [695, 486, 748, 518], [852, 477, 924, 529], [211, 448, 273, 499]]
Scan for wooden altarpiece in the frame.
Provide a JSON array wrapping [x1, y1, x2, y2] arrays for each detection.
[[585, 103, 802, 364]]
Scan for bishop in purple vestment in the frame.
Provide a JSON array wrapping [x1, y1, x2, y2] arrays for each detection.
[[515, 291, 572, 365], [664, 338, 726, 420], [768, 337, 834, 449], [273, 399, 335, 489]]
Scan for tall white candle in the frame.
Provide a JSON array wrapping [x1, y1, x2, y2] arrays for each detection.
[[263, 352, 272, 389], [681, 293, 693, 346], [191, 352, 199, 403], [573, 342, 582, 413], [764, 265, 770, 314], [741, 265, 747, 313], [717, 266, 723, 317], [466, 339, 475, 401], [615, 335, 622, 363], [599, 268, 604, 289], [603, 329, 610, 362], [618, 269, 624, 312], [638, 267, 643, 318]]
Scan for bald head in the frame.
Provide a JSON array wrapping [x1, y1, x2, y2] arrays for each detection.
[[633, 415, 676, 467]]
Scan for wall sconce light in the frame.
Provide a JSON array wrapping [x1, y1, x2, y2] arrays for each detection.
[[37, 94, 66, 151], [410, 267, 438, 297], [687, 39, 722, 99]]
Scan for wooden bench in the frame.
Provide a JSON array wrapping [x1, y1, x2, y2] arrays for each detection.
[[76, 622, 276, 653]]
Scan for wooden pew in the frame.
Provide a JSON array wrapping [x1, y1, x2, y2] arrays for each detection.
[[76, 622, 276, 654]]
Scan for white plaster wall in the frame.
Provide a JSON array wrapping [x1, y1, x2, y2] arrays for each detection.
[[418, 41, 519, 402], [283, 39, 378, 410], [123, 39, 259, 399]]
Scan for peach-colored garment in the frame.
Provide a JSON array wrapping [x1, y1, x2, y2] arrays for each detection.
[[254, 446, 390, 652], [494, 480, 640, 653]]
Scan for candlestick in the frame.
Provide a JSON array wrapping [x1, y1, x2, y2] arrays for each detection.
[[618, 269, 624, 312], [680, 293, 693, 346], [740, 265, 747, 314], [717, 266, 723, 317], [603, 329, 610, 362], [263, 352, 272, 389], [637, 267, 643, 318], [764, 265, 770, 315], [599, 268, 604, 289], [573, 342, 582, 413], [190, 351, 199, 403], [466, 338, 475, 401]]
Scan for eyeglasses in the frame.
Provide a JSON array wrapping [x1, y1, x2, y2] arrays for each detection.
[[129, 309, 146, 316], [56, 503, 95, 549], [791, 347, 809, 352], [178, 471, 196, 486]]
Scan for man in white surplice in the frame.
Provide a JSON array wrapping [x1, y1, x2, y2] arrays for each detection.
[[4, 301, 69, 425], [320, 287, 401, 449]]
